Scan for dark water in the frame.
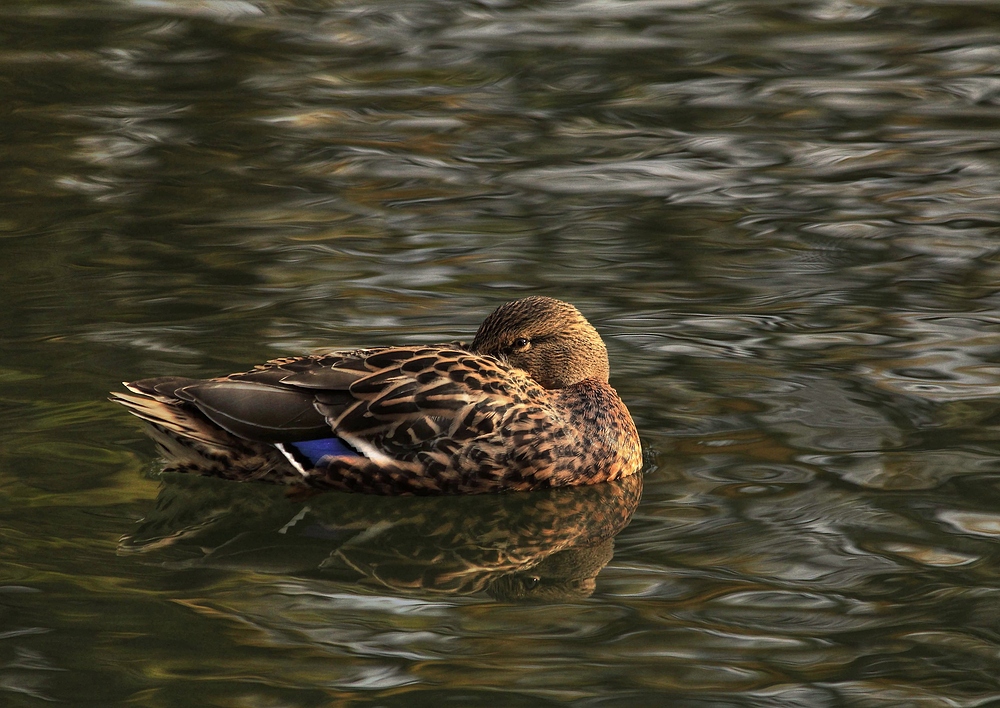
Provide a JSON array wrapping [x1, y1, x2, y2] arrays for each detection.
[[4, 0, 1000, 705]]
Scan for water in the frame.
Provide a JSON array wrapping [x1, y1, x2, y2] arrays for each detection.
[[4, 0, 1000, 705]]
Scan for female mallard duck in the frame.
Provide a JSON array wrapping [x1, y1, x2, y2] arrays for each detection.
[[113, 296, 641, 495]]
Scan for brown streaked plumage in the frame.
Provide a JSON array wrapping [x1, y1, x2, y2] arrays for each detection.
[[112, 296, 642, 495]]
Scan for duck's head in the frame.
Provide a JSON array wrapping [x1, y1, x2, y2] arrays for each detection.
[[470, 296, 610, 389]]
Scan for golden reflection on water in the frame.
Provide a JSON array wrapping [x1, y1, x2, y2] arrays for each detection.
[[121, 474, 642, 602]]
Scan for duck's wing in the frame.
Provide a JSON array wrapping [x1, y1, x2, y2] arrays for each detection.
[[311, 346, 532, 464], [170, 345, 532, 460]]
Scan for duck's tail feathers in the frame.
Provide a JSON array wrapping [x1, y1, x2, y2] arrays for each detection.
[[112, 385, 235, 452], [112, 382, 309, 485], [111, 384, 264, 477]]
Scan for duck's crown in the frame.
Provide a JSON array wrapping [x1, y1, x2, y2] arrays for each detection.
[[471, 296, 610, 389]]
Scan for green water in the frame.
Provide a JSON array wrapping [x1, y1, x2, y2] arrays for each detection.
[[4, 0, 1000, 705]]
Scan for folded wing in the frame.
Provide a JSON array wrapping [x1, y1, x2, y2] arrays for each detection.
[[156, 346, 530, 464]]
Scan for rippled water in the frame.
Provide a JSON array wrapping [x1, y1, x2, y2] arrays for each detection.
[[4, 0, 1000, 705]]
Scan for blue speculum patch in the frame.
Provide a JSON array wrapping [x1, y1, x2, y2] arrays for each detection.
[[290, 437, 360, 464]]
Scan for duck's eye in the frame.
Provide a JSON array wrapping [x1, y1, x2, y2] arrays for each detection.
[[511, 337, 531, 351]]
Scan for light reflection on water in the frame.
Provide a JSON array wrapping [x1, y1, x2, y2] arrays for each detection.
[[3, 0, 1000, 705]]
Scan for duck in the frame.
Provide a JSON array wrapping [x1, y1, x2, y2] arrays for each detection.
[[112, 296, 642, 495]]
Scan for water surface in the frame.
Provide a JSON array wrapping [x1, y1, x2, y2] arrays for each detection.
[[4, 0, 1000, 705]]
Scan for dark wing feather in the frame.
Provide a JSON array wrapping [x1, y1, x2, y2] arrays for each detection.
[[278, 367, 368, 390], [175, 381, 331, 443]]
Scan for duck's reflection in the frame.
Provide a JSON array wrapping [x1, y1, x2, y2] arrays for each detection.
[[121, 474, 642, 601]]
